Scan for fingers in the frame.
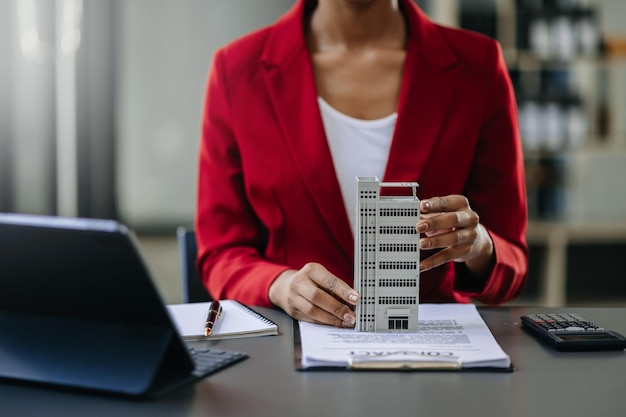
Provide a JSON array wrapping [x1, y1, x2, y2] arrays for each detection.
[[292, 296, 356, 328], [304, 263, 359, 305], [421, 195, 469, 213], [419, 224, 475, 250], [301, 263, 359, 326], [416, 195, 483, 273], [418, 198, 478, 235], [269, 263, 360, 328], [418, 225, 476, 272], [419, 224, 493, 274], [419, 245, 470, 272]]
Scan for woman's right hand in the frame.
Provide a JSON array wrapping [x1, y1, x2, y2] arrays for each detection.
[[268, 263, 360, 327]]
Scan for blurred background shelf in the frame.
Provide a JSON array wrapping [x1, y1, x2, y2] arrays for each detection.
[[453, 0, 626, 306], [520, 220, 626, 307]]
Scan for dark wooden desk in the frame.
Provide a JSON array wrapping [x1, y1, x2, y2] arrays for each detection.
[[1, 307, 625, 417]]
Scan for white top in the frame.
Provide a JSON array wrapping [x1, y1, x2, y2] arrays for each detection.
[[318, 97, 397, 235]]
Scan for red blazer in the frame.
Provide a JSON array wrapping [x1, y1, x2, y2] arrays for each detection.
[[196, 0, 528, 307]]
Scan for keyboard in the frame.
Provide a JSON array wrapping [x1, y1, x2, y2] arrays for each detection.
[[188, 346, 248, 377]]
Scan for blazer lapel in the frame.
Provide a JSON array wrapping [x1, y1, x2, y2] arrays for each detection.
[[260, 1, 354, 262], [384, 3, 461, 186], [257, 0, 461, 262]]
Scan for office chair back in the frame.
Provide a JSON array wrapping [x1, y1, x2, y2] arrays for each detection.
[[176, 227, 212, 303]]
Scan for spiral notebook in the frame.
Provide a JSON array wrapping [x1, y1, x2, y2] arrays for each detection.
[[167, 300, 279, 340]]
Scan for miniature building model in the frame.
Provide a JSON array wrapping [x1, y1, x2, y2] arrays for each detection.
[[354, 177, 420, 332]]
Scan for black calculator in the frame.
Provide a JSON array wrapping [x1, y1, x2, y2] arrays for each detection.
[[521, 313, 626, 352]]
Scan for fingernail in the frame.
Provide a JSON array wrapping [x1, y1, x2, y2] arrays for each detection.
[[419, 238, 430, 249], [422, 201, 431, 211], [348, 292, 359, 303], [343, 313, 355, 325], [417, 223, 428, 233]]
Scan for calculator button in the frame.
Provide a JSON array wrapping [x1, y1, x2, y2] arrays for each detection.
[[564, 326, 585, 332]]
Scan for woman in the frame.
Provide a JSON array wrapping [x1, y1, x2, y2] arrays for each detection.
[[195, 0, 528, 327]]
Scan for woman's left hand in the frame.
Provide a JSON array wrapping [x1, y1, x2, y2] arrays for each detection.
[[416, 195, 494, 277]]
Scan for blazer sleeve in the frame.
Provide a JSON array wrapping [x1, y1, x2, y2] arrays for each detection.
[[195, 49, 288, 307], [454, 40, 529, 304]]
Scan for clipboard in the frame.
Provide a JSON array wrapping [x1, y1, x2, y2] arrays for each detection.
[[292, 320, 515, 372]]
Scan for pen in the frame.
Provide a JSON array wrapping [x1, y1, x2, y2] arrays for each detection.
[[204, 300, 223, 337]]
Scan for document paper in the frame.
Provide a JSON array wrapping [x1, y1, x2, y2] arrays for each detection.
[[299, 303, 510, 369]]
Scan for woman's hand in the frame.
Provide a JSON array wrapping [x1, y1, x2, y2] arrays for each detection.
[[417, 195, 494, 277], [268, 263, 360, 327]]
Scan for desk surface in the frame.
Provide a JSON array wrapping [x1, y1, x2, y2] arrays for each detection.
[[2, 306, 625, 417]]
